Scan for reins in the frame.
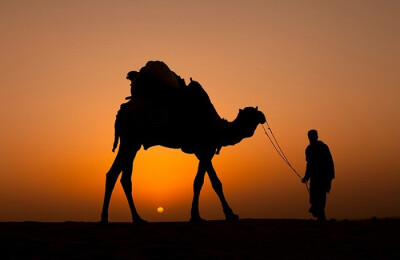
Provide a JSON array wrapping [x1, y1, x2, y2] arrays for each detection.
[[261, 119, 310, 192]]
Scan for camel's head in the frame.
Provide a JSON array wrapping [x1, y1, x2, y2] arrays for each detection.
[[237, 106, 266, 125]]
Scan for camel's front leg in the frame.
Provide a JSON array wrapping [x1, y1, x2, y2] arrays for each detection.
[[206, 161, 239, 221], [190, 160, 207, 222]]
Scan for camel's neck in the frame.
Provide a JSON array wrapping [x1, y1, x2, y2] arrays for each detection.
[[220, 117, 259, 147]]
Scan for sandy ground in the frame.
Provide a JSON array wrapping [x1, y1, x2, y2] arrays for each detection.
[[1, 218, 399, 259]]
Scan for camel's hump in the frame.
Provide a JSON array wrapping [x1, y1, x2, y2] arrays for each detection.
[[139, 61, 181, 89]]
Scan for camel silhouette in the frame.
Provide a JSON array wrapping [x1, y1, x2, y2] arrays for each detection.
[[101, 62, 266, 223]]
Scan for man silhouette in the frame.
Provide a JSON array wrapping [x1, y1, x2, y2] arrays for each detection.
[[302, 129, 335, 221]]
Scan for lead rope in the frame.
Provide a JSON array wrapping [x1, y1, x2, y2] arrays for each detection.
[[261, 121, 310, 193]]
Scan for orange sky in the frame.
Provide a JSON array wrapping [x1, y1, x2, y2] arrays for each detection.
[[0, 0, 399, 222]]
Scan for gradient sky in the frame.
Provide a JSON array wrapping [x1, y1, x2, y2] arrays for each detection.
[[0, 0, 399, 222]]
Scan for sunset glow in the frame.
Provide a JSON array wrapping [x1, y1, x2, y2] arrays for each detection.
[[0, 1, 399, 222]]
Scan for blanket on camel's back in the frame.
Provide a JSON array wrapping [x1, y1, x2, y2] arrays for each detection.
[[115, 61, 225, 153]]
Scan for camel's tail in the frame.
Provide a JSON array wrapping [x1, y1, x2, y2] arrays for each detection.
[[112, 134, 119, 152], [112, 111, 122, 152]]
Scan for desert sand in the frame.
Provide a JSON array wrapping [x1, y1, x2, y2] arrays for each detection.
[[1, 218, 399, 259]]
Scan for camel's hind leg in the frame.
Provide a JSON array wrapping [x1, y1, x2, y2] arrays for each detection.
[[101, 152, 124, 223], [120, 148, 147, 224], [101, 142, 142, 224], [206, 161, 239, 221]]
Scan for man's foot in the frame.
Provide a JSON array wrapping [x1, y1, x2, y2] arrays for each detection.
[[309, 206, 318, 217]]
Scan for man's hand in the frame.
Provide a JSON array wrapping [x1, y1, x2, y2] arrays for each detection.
[[301, 177, 308, 183]]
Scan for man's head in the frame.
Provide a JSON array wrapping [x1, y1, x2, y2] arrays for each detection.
[[126, 71, 139, 81], [308, 129, 318, 143]]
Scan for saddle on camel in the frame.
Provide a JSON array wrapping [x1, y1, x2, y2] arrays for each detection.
[[113, 60, 243, 155]]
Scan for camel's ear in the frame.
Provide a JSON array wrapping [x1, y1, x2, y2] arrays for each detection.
[[256, 106, 258, 111], [190, 77, 193, 82]]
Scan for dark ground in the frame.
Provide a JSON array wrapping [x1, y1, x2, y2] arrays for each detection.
[[0, 218, 399, 259]]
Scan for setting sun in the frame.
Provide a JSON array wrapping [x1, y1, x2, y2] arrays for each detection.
[[157, 207, 164, 214]]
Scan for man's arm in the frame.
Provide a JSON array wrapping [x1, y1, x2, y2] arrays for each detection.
[[302, 148, 311, 183]]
